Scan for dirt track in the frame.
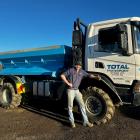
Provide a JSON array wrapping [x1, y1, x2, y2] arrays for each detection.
[[0, 101, 140, 140]]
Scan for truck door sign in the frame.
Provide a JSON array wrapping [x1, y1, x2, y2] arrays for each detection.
[[107, 64, 129, 76], [107, 64, 129, 71]]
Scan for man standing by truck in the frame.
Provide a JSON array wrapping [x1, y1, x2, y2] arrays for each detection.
[[61, 61, 98, 128]]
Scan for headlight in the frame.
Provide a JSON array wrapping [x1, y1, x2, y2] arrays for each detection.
[[133, 82, 140, 106], [133, 82, 140, 93]]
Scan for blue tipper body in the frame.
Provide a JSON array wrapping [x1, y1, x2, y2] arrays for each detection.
[[0, 45, 71, 77]]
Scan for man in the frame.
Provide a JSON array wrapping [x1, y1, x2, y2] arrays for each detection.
[[61, 61, 100, 128]]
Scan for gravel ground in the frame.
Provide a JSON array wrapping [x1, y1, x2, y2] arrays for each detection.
[[0, 101, 140, 140]]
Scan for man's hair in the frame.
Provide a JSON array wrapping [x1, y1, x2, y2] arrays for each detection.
[[75, 61, 82, 66]]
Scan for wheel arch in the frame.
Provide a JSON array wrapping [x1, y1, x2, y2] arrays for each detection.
[[80, 76, 123, 106]]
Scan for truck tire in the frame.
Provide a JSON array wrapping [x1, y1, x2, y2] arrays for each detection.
[[82, 86, 115, 125], [0, 83, 22, 109]]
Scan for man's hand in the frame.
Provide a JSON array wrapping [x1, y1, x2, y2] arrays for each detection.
[[90, 74, 101, 80], [61, 74, 73, 88], [68, 83, 73, 88], [95, 75, 101, 80]]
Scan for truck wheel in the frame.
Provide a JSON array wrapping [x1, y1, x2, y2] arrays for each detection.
[[82, 86, 115, 125], [0, 83, 22, 109]]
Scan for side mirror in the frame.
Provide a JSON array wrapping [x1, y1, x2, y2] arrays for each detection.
[[72, 30, 83, 46], [116, 24, 129, 55], [119, 33, 128, 55]]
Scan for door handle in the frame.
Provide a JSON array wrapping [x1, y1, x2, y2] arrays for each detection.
[[95, 62, 104, 68]]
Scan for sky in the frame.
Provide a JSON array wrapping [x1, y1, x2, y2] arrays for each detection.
[[0, 0, 140, 52]]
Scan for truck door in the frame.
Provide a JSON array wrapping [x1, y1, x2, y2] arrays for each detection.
[[90, 23, 136, 86]]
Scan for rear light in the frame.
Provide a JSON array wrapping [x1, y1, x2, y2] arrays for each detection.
[[16, 83, 25, 94]]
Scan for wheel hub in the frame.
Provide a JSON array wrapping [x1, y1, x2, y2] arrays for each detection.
[[85, 96, 103, 116]]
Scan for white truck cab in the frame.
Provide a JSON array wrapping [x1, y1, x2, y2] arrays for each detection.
[[72, 17, 140, 124], [85, 17, 140, 86]]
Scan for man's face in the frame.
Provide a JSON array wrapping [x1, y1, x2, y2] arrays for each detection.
[[75, 64, 82, 71]]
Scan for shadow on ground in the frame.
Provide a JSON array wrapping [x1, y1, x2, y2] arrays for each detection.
[[21, 99, 140, 126], [21, 99, 82, 127], [119, 105, 140, 120]]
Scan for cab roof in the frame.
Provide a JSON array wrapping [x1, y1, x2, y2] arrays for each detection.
[[90, 17, 140, 26]]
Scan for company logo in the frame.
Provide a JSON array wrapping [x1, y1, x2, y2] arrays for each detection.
[[107, 64, 129, 72]]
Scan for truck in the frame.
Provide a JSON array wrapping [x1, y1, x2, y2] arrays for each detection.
[[0, 17, 140, 125]]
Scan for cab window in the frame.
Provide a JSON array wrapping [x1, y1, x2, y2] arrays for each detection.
[[96, 26, 122, 53]]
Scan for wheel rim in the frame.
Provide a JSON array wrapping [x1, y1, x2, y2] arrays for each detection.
[[2, 89, 12, 104], [85, 96, 103, 116]]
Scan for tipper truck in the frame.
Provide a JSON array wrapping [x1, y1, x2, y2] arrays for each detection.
[[0, 17, 140, 125]]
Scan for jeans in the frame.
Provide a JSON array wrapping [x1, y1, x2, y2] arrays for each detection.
[[67, 89, 89, 124]]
